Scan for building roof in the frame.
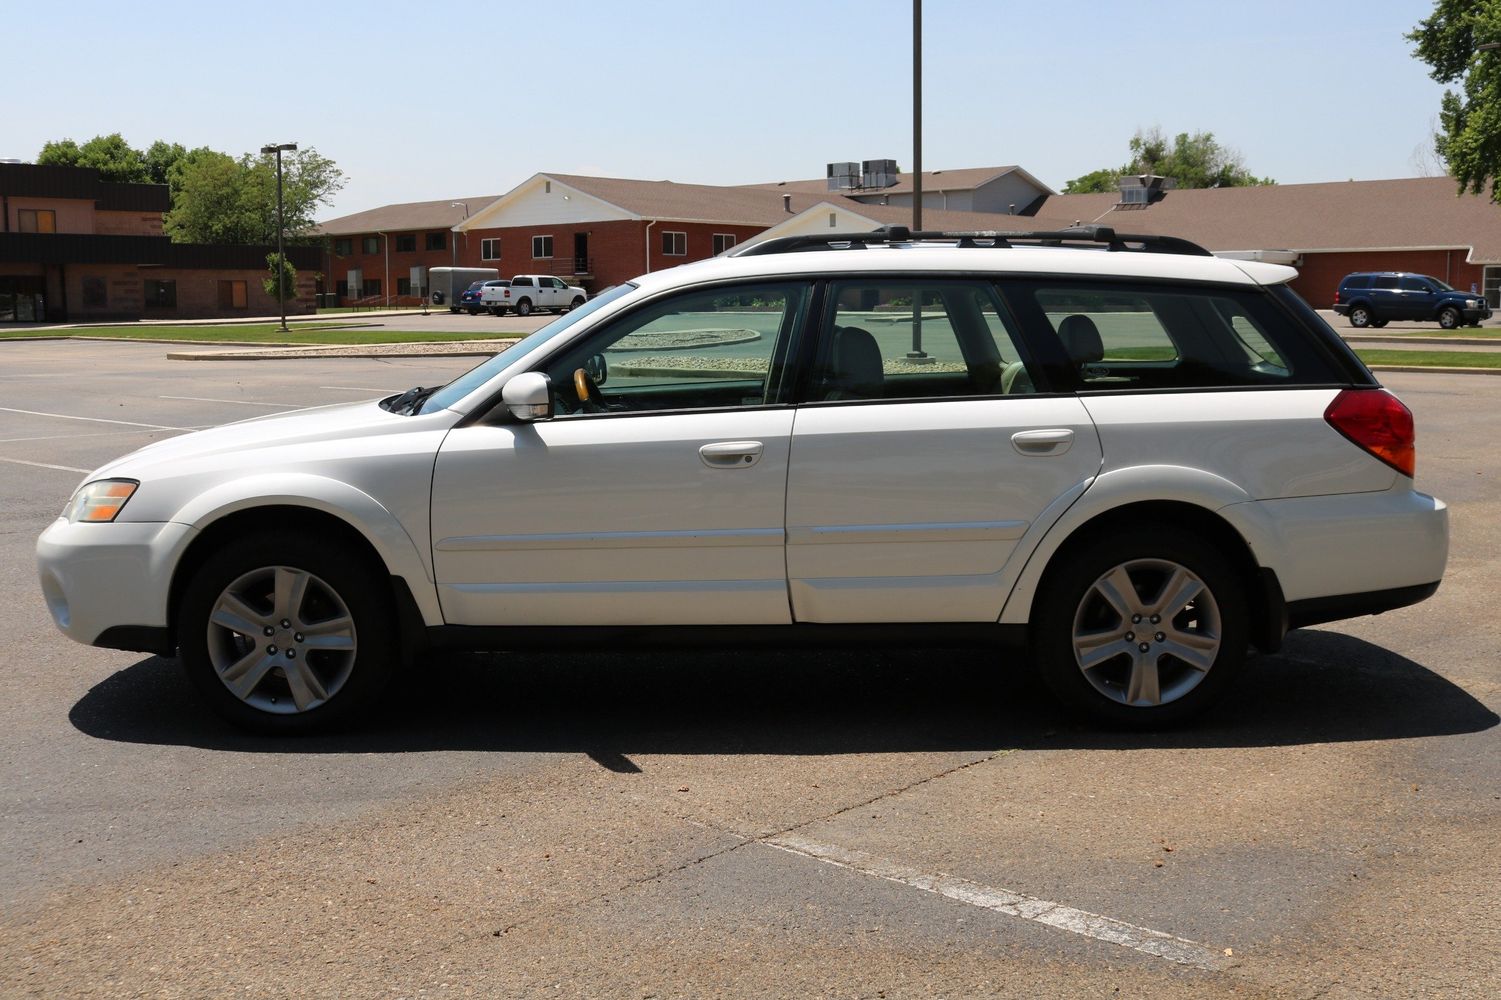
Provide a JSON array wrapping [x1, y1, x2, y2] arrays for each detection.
[[313, 196, 500, 236], [743, 165, 1044, 197], [1031, 177, 1501, 262], [0, 163, 170, 213], [543, 173, 866, 225]]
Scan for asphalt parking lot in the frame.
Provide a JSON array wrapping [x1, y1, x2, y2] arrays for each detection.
[[1, 339, 1497, 998]]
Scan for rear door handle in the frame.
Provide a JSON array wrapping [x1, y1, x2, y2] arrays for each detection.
[[699, 440, 764, 468], [1011, 428, 1075, 456]]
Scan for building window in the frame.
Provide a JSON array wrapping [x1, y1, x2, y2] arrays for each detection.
[[361, 236, 379, 254], [662, 231, 687, 256], [333, 238, 353, 256], [712, 233, 737, 255], [217, 280, 248, 309], [396, 234, 416, 252], [532, 235, 554, 259], [82, 276, 107, 308], [144, 279, 177, 308], [425, 232, 446, 251], [481, 238, 501, 261], [335, 280, 349, 298], [829, 212, 837, 228], [397, 277, 411, 296], [18, 209, 58, 234], [364, 278, 382, 297], [545, 181, 551, 194]]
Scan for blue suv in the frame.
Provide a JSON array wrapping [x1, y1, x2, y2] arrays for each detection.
[[1333, 272, 1491, 329]]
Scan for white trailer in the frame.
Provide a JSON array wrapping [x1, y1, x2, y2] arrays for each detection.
[[428, 267, 500, 312]]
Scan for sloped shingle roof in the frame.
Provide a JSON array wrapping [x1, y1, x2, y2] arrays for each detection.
[[314, 196, 500, 236]]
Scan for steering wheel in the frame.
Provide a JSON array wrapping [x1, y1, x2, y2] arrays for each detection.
[[573, 368, 605, 413]]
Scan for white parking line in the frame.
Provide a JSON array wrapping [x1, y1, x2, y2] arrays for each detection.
[[158, 395, 295, 409], [319, 385, 394, 393], [0, 406, 195, 431], [0, 429, 186, 444], [762, 834, 1227, 971], [0, 456, 89, 473]]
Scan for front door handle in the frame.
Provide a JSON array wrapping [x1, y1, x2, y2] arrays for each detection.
[[699, 440, 763, 469], [1011, 428, 1075, 456]]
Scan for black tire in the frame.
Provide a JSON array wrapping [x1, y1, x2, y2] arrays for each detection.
[[448, 307, 459, 314], [176, 531, 397, 734], [1371, 319, 1389, 328], [1467, 320, 1482, 327], [1437, 306, 1461, 330], [1030, 525, 1248, 728], [571, 296, 585, 310], [515, 298, 532, 317], [1348, 304, 1373, 328], [467, 308, 480, 316]]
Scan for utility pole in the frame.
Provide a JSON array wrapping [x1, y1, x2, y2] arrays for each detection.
[[913, 0, 922, 233]]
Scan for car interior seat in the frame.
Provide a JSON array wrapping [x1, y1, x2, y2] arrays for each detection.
[[823, 326, 885, 400]]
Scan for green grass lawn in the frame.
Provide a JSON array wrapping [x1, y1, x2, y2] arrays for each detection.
[[1, 324, 516, 345], [1355, 349, 1501, 369]]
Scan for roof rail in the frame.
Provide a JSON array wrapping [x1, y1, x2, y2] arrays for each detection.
[[730, 224, 1213, 258]]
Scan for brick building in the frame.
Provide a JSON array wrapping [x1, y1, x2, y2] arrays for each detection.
[[310, 196, 497, 305], [0, 163, 318, 322]]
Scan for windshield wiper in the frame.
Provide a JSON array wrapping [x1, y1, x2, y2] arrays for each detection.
[[383, 385, 440, 415]]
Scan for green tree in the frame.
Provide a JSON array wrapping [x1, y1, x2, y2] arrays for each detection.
[[142, 140, 188, 187], [36, 133, 150, 183], [263, 252, 298, 302], [1063, 127, 1274, 192], [1409, 0, 1501, 202], [164, 147, 344, 245]]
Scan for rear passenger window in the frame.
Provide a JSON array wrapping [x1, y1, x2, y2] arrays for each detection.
[[1002, 281, 1342, 390], [1373, 275, 1400, 289], [808, 280, 1041, 402]]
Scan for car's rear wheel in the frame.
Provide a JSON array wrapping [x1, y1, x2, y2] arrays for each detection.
[[1438, 306, 1461, 329], [176, 532, 396, 734], [1032, 528, 1247, 727], [515, 298, 532, 316], [1349, 304, 1373, 328], [571, 296, 585, 310]]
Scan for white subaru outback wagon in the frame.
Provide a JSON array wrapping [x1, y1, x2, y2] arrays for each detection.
[[37, 226, 1448, 732]]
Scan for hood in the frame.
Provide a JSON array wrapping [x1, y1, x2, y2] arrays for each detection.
[[91, 399, 454, 480]]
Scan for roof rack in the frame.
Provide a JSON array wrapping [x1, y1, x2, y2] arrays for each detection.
[[729, 224, 1213, 258]]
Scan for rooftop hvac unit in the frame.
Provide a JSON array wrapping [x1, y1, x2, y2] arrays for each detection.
[[862, 158, 899, 188], [826, 161, 860, 190]]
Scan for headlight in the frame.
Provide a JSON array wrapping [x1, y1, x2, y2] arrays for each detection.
[[66, 479, 139, 523], [1467, 299, 1480, 308]]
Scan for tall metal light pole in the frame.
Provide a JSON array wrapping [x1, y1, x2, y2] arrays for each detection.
[[913, 0, 922, 233], [261, 142, 297, 332]]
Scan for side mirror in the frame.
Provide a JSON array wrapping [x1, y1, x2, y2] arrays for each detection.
[[501, 371, 552, 421], [584, 353, 608, 386]]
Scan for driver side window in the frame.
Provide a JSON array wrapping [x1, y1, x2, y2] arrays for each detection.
[[539, 282, 810, 416]]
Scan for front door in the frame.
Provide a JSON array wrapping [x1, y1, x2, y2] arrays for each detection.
[[574, 233, 589, 275], [784, 278, 1102, 623], [431, 280, 811, 626]]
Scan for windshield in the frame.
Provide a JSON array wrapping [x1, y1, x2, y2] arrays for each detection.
[[465, 281, 485, 291], [415, 282, 637, 414], [1431, 277, 1455, 291]]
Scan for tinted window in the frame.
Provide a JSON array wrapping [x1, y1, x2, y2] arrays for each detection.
[[1373, 275, 1400, 289], [1001, 280, 1344, 390], [513, 277, 534, 287], [1343, 275, 1373, 289], [540, 282, 810, 416], [808, 280, 1041, 402], [1399, 276, 1431, 292]]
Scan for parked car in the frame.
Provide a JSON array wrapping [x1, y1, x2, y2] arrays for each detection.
[[37, 225, 1448, 733], [1333, 272, 1491, 329], [461, 279, 510, 315], [491, 275, 588, 316], [428, 267, 500, 312]]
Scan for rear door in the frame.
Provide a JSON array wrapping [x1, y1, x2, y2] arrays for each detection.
[[784, 277, 1102, 623], [1370, 274, 1402, 317]]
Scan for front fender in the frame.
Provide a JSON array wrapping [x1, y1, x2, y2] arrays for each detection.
[[169, 473, 443, 626], [998, 465, 1254, 625]]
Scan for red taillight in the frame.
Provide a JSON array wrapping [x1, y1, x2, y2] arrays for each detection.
[[1333, 291, 1341, 305], [1324, 388, 1415, 478]]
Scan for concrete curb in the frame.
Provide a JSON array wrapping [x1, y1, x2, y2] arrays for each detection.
[[1345, 334, 1501, 347], [166, 339, 518, 361]]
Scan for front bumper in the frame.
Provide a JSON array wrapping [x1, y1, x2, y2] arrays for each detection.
[[36, 518, 197, 650]]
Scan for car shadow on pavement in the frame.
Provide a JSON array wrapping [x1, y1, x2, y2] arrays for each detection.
[[69, 628, 1496, 756]]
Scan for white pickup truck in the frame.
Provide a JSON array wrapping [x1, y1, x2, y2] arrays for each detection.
[[482, 274, 588, 316]]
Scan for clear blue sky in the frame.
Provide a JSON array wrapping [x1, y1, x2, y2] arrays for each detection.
[[8, 0, 1452, 218]]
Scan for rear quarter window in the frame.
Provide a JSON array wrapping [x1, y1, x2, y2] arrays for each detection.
[[999, 280, 1347, 391]]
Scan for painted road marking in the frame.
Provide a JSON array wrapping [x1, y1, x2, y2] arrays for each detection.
[[0, 430, 185, 444], [762, 834, 1226, 971], [158, 395, 295, 409], [319, 385, 394, 392], [0, 456, 90, 473], [0, 406, 195, 431]]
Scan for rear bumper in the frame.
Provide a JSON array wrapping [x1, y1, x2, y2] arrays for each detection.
[[1287, 581, 1441, 630]]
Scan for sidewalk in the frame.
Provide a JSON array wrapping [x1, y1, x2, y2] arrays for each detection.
[[2, 308, 433, 331]]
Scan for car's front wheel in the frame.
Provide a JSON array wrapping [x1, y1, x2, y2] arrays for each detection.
[[176, 532, 396, 733], [1032, 528, 1247, 727], [1437, 306, 1461, 330], [1349, 304, 1374, 328]]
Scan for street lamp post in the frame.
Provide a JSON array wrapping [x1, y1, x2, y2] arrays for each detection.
[[260, 142, 297, 333]]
